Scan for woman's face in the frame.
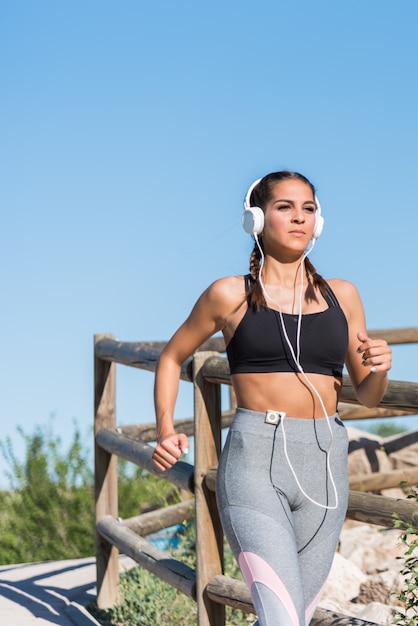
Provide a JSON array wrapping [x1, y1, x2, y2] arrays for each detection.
[[262, 179, 317, 254]]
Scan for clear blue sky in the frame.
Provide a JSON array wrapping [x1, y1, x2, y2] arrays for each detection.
[[1, 1, 417, 486]]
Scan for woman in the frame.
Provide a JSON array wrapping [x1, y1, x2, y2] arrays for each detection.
[[151, 171, 392, 626]]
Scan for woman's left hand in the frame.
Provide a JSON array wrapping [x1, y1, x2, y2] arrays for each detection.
[[356, 331, 392, 374]]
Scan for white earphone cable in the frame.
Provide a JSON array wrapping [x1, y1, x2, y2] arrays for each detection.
[[254, 234, 338, 510]]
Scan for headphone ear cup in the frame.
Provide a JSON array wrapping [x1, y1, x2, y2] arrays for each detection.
[[242, 207, 264, 235], [312, 197, 324, 240], [312, 214, 324, 240]]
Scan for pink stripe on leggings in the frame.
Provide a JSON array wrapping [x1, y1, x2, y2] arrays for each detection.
[[305, 585, 324, 624], [238, 551, 300, 626]]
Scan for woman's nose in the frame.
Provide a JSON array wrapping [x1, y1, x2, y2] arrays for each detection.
[[292, 207, 305, 222]]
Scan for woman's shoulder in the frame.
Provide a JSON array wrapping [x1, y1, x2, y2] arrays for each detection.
[[192, 275, 248, 328], [325, 278, 363, 315], [205, 275, 247, 305], [326, 278, 361, 299]]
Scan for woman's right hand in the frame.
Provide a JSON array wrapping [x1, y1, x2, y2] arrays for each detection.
[[151, 433, 190, 471]]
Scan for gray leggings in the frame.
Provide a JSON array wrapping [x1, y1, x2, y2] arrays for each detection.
[[216, 408, 349, 626]]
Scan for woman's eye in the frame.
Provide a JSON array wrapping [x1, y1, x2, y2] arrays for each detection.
[[304, 206, 316, 213], [277, 204, 291, 210]]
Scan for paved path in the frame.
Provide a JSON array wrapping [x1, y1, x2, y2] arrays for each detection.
[[0, 555, 136, 625]]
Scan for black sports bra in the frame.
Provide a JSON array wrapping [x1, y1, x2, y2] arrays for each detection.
[[226, 275, 348, 377]]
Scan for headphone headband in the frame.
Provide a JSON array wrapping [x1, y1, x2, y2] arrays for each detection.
[[243, 177, 262, 212]]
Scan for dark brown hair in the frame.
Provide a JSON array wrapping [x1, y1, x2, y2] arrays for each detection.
[[247, 171, 327, 309]]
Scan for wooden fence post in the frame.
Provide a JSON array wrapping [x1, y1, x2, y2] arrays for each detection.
[[193, 351, 225, 626], [94, 333, 119, 608]]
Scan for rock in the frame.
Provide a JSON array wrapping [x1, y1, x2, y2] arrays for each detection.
[[390, 442, 418, 469], [347, 427, 386, 474], [317, 597, 354, 617], [320, 429, 417, 622], [319, 524, 407, 623], [320, 553, 367, 607], [356, 576, 391, 604], [347, 428, 418, 498], [355, 601, 397, 625], [339, 524, 404, 574]]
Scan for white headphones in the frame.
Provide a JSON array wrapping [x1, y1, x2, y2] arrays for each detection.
[[242, 177, 324, 240]]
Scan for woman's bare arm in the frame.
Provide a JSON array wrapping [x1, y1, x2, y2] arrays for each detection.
[[331, 279, 392, 408], [152, 276, 242, 470]]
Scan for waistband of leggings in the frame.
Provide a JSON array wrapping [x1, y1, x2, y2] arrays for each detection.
[[230, 407, 341, 441]]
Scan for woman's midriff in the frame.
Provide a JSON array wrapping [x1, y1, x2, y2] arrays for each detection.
[[231, 371, 342, 419]]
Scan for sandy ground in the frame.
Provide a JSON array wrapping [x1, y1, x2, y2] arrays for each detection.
[[0, 555, 136, 625]]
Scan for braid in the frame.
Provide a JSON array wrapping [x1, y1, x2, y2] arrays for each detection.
[[304, 257, 327, 302], [248, 241, 267, 309], [249, 244, 261, 280]]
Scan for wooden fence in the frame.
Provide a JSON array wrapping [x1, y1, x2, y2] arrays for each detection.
[[94, 327, 418, 626]]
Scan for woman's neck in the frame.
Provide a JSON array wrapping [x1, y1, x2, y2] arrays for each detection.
[[261, 254, 306, 290]]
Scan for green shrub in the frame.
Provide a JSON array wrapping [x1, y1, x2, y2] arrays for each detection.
[[367, 421, 407, 438], [0, 421, 180, 564], [393, 487, 418, 625], [0, 421, 95, 563], [117, 458, 181, 519]]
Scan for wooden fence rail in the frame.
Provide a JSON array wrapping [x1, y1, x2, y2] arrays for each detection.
[[94, 328, 418, 625]]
